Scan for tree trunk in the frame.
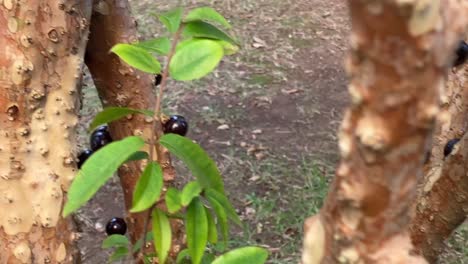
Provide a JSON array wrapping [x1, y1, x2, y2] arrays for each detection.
[[0, 1, 92, 263], [85, 0, 182, 258], [410, 65, 468, 262], [302, 1, 467, 263]]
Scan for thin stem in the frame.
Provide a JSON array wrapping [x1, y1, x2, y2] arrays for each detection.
[[138, 204, 156, 261], [154, 24, 185, 118], [138, 24, 186, 261]]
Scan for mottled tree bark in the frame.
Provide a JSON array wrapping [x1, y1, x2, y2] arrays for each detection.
[[410, 65, 468, 262], [302, 1, 467, 263], [0, 1, 92, 263], [84, 0, 181, 258]]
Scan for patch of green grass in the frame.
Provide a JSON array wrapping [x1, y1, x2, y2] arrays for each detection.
[[279, 16, 305, 28], [247, 74, 275, 86], [290, 37, 319, 48], [245, 193, 278, 222], [223, 155, 329, 264], [186, 100, 248, 132]]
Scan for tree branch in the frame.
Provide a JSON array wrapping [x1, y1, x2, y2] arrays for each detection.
[[84, 0, 177, 249], [0, 0, 92, 262], [410, 64, 468, 262], [302, 1, 467, 263]]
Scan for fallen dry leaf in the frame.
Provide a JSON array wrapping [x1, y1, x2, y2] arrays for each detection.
[[217, 124, 230, 130]]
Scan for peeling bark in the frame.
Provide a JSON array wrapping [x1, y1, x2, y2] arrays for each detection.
[[84, 0, 180, 256], [410, 65, 468, 262], [302, 1, 467, 263], [0, 1, 92, 263]]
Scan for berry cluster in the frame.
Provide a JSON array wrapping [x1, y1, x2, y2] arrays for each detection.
[[77, 125, 113, 169], [83, 114, 189, 237], [77, 115, 189, 167]]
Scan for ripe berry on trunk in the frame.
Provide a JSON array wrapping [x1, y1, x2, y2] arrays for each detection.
[[453, 40, 468, 67], [155, 74, 162, 86], [77, 149, 93, 169], [95, 125, 109, 133], [164, 115, 189, 136], [105, 217, 127, 236], [444, 138, 460, 157], [90, 129, 113, 151]]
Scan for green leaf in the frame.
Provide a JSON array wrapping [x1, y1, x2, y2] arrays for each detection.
[[160, 134, 224, 193], [125, 151, 149, 163], [152, 208, 172, 264], [205, 207, 218, 244], [181, 181, 203, 206], [216, 40, 239, 55], [205, 194, 228, 246], [165, 187, 182, 214], [176, 248, 190, 264], [183, 21, 238, 45], [159, 7, 184, 33], [177, 38, 238, 56], [89, 107, 154, 132], [184, 7, 231, 29], [205, 188, 241, 226], [212, 247, 268, 264], [169, 38, 224, 81], [102, 235, 129, 249], [176, 38, 239, 55], [132, 232, 153, 253], [135, 37, 171, 55], [186, 198, 208, 264], [130, 162, 164, 213], [63, 137, 145, 217], [175, 38, 193, 52], [109, 247, 129, 262], [111, 44, 161, 74]]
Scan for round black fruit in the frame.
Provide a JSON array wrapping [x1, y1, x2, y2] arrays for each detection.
[[77, 149, 93, 169], [95, 125, 109, 133], [155, 74, 162, 86], [105, 217, 127, 236], [443, 138, 460, 157], [90, 129, 112, 151], [453, 40, 468, 67], [164, 115, 188, 136]]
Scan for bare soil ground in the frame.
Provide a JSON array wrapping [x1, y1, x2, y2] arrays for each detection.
[[75, 0, 467, 263]]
